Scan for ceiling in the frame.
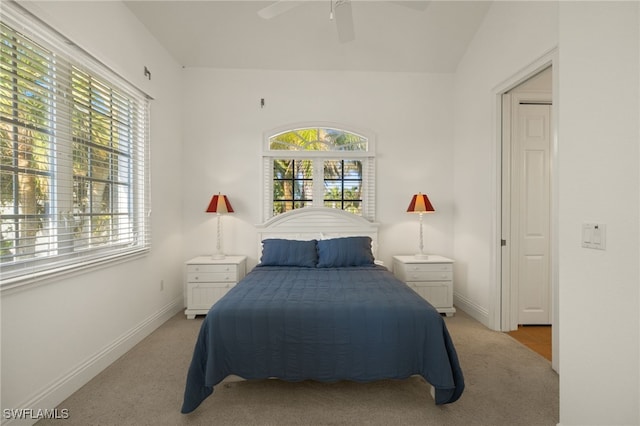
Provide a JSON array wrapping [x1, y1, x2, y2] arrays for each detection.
[[124, 0, 492, 73]]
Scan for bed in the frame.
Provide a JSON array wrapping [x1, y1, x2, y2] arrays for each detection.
[[181, 208, 464, 414]]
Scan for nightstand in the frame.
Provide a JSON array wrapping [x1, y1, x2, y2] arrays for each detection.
[[184, 255, 247, 319], [392, 255, 456, 317]]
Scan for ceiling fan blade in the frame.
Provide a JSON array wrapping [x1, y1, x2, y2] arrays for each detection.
[[392, 1, 431, 11], [335, 0, 355, 43], [257, 1, 300, 20]]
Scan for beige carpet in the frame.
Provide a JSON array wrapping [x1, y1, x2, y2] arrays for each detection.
[[37, 309, 558, 426]]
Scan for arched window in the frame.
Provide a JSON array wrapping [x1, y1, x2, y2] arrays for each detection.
[[262, 125, 375, 221]]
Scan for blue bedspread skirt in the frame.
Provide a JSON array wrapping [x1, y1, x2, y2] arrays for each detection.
[[181, 266, 464, 413]]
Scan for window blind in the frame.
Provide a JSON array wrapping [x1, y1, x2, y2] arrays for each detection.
[[0, 4, 150, 288]]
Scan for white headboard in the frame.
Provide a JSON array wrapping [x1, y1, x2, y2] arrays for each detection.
[[255, 207, 380, 259]]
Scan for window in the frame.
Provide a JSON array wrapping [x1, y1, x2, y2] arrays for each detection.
[[0, 6, 150, 287], [263, 126, 375, 221], [273, 159, 313, 213]]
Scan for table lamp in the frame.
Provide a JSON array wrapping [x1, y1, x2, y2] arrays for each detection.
[[406, 192, 435, 259], [206, 193, 234, 259]]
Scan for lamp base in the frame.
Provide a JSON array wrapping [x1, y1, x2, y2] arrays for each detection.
[[211, 253, 225, 260], [414, 253, 429, 260]]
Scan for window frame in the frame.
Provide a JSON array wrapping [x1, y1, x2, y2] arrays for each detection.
[[262, 123, 375, 222], [0, 4, 150, 290]]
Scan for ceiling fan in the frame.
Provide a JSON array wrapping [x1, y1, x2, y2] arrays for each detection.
[[257, 0, 430, 44]]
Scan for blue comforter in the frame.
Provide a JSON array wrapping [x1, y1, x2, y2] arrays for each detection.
[[181, 265, 464, 413]]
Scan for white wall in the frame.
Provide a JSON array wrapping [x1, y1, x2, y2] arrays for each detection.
[[181, 68, 456, 268], [0, 2, 184, 423], [557, 2, 639, 425], [452, 1, 559, 325]]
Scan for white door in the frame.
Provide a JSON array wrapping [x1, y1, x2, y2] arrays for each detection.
[[512, 103, 551, 325]]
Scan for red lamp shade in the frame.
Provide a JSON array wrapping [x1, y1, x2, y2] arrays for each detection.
[[406, 192, 435, 213], [206, 194, 234, 214]]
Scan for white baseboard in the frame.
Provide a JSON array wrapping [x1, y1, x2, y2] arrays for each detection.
[[453, 292, 491, 329], [2, 297, 183, 426]]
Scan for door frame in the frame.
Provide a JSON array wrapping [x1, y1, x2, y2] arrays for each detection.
[[490, 48, 559, 372]]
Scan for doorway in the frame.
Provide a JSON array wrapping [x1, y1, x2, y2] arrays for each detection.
[[500, 65, 556, 368]]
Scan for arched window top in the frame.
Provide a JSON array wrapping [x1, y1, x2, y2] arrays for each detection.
[[268, 127, 368, 152]]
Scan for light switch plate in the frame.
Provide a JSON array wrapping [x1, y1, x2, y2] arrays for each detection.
[[582, 223, 606, 250]]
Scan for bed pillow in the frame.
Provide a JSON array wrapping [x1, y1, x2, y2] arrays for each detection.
[[259, 239, 318, 267], [316, 236, 375, 268]]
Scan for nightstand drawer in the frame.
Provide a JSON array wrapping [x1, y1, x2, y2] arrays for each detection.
[[187, 271, 237, 283], [405, 271, 453, 282], [187, 264, 238, 274], [392, 261, 452, 282], [409, 281, 452, 308], [188, 282, 235, 310], [404, 263, 452, 273]]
